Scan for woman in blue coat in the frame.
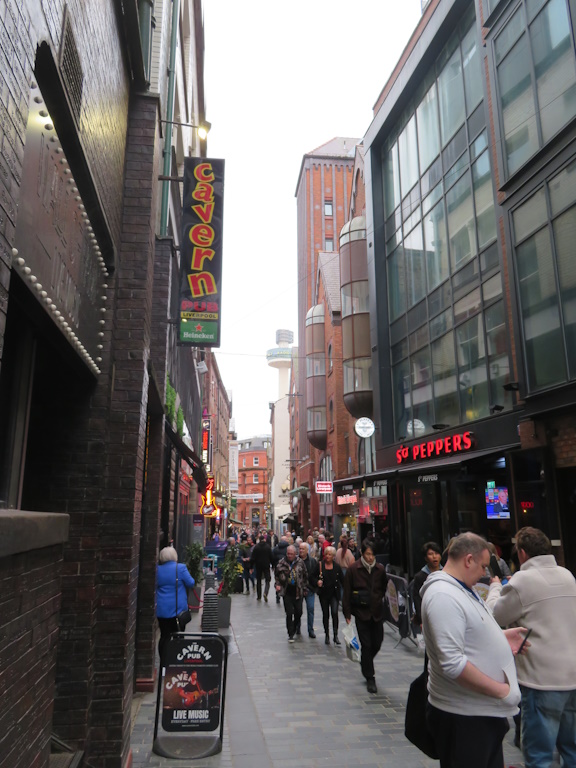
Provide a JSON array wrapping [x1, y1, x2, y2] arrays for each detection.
[[156, 546, 195, 660]]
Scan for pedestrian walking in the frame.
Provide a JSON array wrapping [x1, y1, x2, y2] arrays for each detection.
[[250, 533, 273, 602], [297, 541, 320, 638], [156, 546, 195, 661], [317, 545, 344, 645], [274, 544, 308, 643], [342, 538, 388, 693], [272, 534, 290, 604]]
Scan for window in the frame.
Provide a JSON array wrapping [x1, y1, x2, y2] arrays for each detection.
[[329, 400, 334, 429], [438, 43, 466, 146], [324, 201, 333, 216], [253, 456, 259, 466], [417, 83, 441, 172], [496, 0, 576, 176], [325, 238, 334, 251], [328, 343, 333, 371], [242, 458, 246, 467], [253, 473, 259, 484]]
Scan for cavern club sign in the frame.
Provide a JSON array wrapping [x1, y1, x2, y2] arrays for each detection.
[[179, 159, 225, 347], [396, 431, 474, 465]]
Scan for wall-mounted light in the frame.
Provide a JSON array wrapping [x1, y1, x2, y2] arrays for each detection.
[[160, 118, 211, 139], [490, 404, 505, 414], [503, 382, 519, 391], [432, 423, 450, 430]]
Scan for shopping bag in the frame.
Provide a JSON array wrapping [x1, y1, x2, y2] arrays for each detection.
[[404, 654, 438, 759], [342, 622, 361, 663]]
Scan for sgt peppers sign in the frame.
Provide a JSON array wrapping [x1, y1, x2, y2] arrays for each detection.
[[179, 158, 225, 347]]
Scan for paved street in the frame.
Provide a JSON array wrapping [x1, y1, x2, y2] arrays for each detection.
[[131, 589, 526, 768]]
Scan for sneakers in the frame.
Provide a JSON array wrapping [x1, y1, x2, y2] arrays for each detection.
[[366, 678, 377, 694], [288, 636, 295, 644], [263, 594, 268, 602], [308, 631, 316, 639]]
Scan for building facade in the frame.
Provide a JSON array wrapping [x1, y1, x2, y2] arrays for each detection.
[[236, 436, 271, 531], [363, 0, 576, 576], [0, 1, 212, 766]]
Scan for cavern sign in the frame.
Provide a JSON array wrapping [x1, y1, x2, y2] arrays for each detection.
[[180, 159, 225, 347], [396, 431, 474, 465]]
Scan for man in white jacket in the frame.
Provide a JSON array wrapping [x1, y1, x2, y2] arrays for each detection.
[[421, 532, 528, 768], [487, 527, 576, 768]]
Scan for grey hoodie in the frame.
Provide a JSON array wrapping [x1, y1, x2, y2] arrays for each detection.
[[421, 570, 520, 717]]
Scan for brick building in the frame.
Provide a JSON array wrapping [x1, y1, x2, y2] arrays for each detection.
[[236, 437, 271, 532], [362, 0, 576, 576], [0, 1, 213, 766]]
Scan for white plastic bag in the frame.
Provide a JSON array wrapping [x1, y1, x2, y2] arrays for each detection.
[[342, 622, 361, 663]]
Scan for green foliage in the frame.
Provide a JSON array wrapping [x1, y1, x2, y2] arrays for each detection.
[[219, 541, 242, 598], [184, 542, 205, 584], [176, 405, 184, 437], [166, 376, 176, 424]]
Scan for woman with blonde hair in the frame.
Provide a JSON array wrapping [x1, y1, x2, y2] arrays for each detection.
[[317, 545, 344, 645], [156, 546, 195, 660]]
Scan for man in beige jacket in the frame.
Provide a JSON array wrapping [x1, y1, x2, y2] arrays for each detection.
[[487, 527, 576, 768]]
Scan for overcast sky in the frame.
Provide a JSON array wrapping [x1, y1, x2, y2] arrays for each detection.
[[202, 1, 423, 439]]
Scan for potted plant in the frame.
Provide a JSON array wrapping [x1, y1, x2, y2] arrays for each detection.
[[184, 542, 205, 612], [217, 540, 242, 627]]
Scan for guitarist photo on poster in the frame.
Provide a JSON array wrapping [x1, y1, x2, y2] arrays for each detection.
[[162, 666, 220, 731]]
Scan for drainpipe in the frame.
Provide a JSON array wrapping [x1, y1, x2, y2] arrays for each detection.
[[160, 0, 180, 236]]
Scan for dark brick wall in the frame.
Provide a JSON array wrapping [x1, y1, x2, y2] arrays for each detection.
[[0, 544, 65, 768]]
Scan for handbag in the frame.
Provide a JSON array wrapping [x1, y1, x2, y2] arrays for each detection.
[[175, 564, 191, 631], [351, 589, 370, 607], [404, 654, 438, 759]]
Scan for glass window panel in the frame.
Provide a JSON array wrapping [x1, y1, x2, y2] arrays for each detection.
[[527, 0, 548, 20], [404, 205, 421, 234], [307, 407, 326, 431], [485, 300, 512, 408], [453, 258, 479, 294], [481, 242, 500, 273], [497, 33, 539, 175], [462, 24, 484, 114], [384, 142, 401, 217], [392, 360, 411, 439], [306, 353, 326, 377], [342, 281, 370, 317], [399, 115, 419, 197], [446, 171, 477, 268], [552, 207, 576, 379], [549, 160, 576, 215], [430, 308, 453, 339], [512, 188, 547, 242], [432, 331, 460, 426], [454, 287, 482, 324], [445, 152, 469, 190], [473, 150, 497, 249], [405, 224, 427, 308], [417, 84, 441, 172], [424, 199, 450, 290], [423, 182, 444, 215], [438, 47, 466, 145], [456, 315, 489, 420], [471, 130, 488, 161], [516, 229, 567, 387], [392, 339, 408, 364], [495, 7, 525, 64], [411, 347, 434, 435], [388, 245, 406, 321], [409, 324, 429, 352], [530, 0, 576, 143], [483, 273, 503, 302]]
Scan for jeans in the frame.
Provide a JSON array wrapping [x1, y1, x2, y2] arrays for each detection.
[[354, 616, 384, 681], [521, 685, 576, 768], [283, 591, 303, 638], [303, 592, 315, 634], [255, 567, 271, 600], [319, 594, 339, 637]]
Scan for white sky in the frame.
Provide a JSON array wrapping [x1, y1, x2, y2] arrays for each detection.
[[202, 0, 423, 438]]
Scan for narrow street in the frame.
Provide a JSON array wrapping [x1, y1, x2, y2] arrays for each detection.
[[131, 591, 526, 768]]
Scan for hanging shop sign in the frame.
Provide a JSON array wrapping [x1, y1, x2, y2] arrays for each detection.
[[396, 431, 474, 465], [315, 481, 333, 494], [354, 417, 375, 438], [180, 158, 225, 347], [201, 418, 212, 472], [201, 477, 219, 517], [337, 493, 358, 505]]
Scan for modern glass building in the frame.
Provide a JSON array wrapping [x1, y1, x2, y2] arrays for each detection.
[[361, 0, 576, 576]]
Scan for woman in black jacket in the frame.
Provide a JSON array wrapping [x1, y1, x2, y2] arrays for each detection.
[[317, 546, 344, 646]]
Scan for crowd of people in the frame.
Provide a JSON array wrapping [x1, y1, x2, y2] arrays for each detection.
[[156, 525, 576, 768]]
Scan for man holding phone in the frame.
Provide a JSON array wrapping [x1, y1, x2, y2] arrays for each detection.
[[487, 527, 576, 768]]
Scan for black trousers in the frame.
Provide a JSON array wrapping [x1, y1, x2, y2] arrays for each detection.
[[319, 594, 339, 637], [427, 703, 509, 768], [255, 567, 271, 599], [283, 591, 303, 638], [157, 617, 179, 662], [354, 616, 384, 681]]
